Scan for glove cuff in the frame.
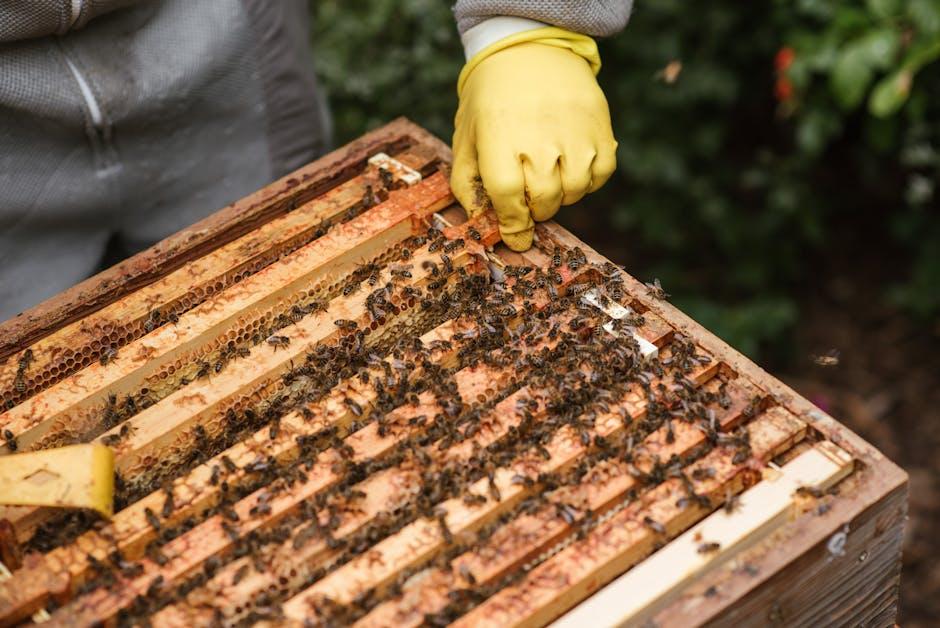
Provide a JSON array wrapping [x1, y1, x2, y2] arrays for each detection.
[[456, 25, 602, 97], [460, 16, 548, 60]]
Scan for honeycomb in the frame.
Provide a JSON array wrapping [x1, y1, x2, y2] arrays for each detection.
[[0, 157, 834, 628]]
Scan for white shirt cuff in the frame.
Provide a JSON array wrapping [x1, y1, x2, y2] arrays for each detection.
[[460, 16, 548, 61]]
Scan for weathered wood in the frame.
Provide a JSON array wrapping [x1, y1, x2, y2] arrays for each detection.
[[448, 408, 807, 628], [655, 453, 907, 628], [154, 343, 703, 626], [0, 174, 455, 456], [534, 222, 908, 627], [0, 258, 600, 623], [0, 118, 446, 360], [552, 441, 855, 627], [0, 150, 434, 409], [0, 121, 906, 628], [48, 288, 655, 625], [280, 360, 723, 616], [353, 378, 760, 628], [0, 212, 493, 545]]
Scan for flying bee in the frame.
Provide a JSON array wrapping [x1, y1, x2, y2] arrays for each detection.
[[266, 335, 291, 351], [645, 278, 669, 300], [811, 349, 840, 367]]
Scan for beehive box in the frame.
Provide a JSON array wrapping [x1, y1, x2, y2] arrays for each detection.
[[0, 119, 906, 627]]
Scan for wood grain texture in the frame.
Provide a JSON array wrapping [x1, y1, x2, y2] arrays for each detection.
[[0, 118, 448, 361], [0, 120, 906, 627], [534, 222, 908, 627]]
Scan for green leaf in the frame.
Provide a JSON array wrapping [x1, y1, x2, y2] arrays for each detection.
[[866, 0, 901, 19], [908, 0, 940, 35], [796, 108, 842, 154], [869, 69, 912, 116], [829, 29, 901, 109], [830, 46, 875, 108], [855, 28, 901, 69], [868, 39, 940, 116]]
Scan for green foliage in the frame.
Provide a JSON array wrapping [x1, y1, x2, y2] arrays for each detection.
[[311, 0, 940, 359], [311, 0, 462, 143]]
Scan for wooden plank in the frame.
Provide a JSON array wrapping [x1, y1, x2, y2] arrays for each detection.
[[0, 118, 447, 360], [43, 293, 639, 625], [150, 334, 689, 626], [35, 266, 632, 628], [0, 257, 602, 623], [534, 222, 908, 626], [659, 460, 906, 627], [0, 286, 539, 622], [0, 119, 905, 628], [447, 408, 807, 628], [552, 441, 854, 628], [282, 362, 724, 615], [96, 223, 484, 482], [353, 378, 760, 628], [0, 174, 455, 456], [0, 213, 494, 543], [0, 150, 434, 409]]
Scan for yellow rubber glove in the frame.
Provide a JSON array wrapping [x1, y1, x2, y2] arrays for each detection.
[[452, 27, 618, 251]]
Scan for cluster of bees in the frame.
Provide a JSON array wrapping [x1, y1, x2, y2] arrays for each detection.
[[0, 175, 396, 413], [16, 218, 756, 627]]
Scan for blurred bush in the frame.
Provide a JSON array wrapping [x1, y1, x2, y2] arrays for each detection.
[[311, 0, 940, 358]]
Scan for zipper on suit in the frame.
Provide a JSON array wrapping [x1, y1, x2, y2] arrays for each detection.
[[58, 42, 121, 178]]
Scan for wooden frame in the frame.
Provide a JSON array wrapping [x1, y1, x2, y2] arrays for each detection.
[[0, 119, 906, 627]]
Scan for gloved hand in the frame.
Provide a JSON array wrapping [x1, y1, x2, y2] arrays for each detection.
[[451, 27, 618, 251]]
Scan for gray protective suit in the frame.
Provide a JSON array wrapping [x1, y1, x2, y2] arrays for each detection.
[[0, 1, 630, 321]]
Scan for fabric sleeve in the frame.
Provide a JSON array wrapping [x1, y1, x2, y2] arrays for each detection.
[[453, 0, 633, 37], [0, 0, 142, 42]]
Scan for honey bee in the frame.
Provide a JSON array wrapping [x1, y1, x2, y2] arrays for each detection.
[[99, 346, 119, 365], [266, 335, 291, 351], [645, 278, 669, 300]]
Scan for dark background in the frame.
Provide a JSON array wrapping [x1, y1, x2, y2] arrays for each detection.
[[311, 1, 940, 623]]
